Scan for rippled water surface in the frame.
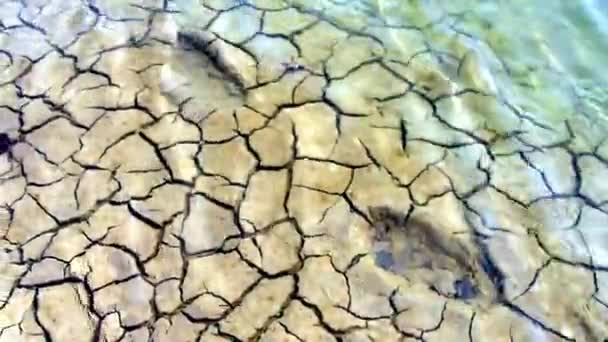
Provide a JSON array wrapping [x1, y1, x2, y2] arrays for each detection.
[[0, 0, 607, 341]]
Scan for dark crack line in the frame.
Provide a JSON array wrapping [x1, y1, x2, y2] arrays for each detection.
[[501, 301, 575, 342], [32, 289, 53, 342]]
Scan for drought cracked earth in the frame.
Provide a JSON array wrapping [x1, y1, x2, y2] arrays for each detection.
[[0, 0, 607, 341]]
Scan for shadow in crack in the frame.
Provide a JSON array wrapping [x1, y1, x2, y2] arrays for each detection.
[[0, 133, 14, 156], [176, 30, 248, 96]]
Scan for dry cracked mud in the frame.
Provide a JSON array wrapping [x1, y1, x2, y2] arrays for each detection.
[[0, 0, 607, 341]]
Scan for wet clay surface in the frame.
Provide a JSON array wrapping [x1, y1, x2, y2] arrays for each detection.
[[0, 0, 607, 341]]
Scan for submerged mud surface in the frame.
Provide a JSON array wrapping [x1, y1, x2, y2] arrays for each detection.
[[0, 0, 607, 341]]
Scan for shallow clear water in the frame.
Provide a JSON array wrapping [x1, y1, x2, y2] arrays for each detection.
[[0, 0, 607, 341]]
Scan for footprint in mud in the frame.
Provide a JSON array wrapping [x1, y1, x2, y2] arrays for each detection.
[[368, 205, 485, 300], [160, 29, 252, 119]]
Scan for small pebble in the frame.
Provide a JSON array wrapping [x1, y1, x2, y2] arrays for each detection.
[[454, 276, 478, 300], [375, 250, 395, 270]]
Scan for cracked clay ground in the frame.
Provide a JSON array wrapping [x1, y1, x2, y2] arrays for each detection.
[[0, 0, 607, 341]]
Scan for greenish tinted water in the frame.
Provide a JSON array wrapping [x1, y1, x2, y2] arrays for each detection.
[[391, 0, 605, 124], [176, 0, 608, 131], [418, 0, 608, 122]]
